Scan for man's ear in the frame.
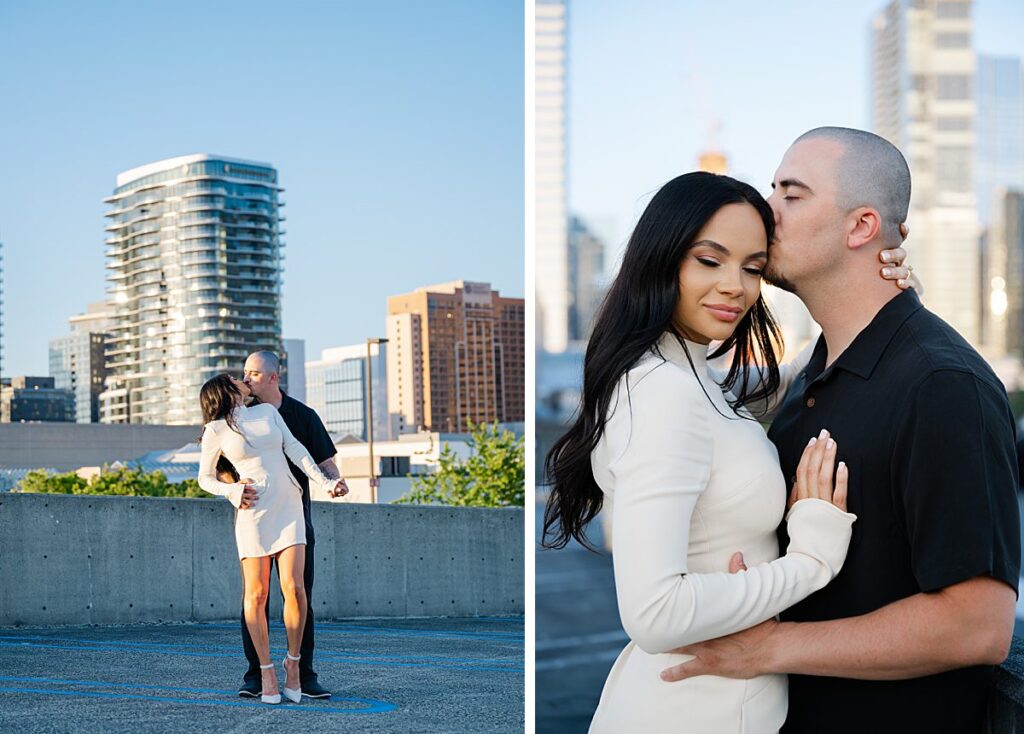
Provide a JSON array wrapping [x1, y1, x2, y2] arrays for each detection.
[[847, 207, 882, 250]]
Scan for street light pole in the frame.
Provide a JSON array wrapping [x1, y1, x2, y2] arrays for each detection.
[[366, 337, 388, 503]]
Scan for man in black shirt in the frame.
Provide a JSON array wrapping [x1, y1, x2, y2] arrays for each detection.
[[660, 128, 1020, 733], [234, 350, 348, 700]]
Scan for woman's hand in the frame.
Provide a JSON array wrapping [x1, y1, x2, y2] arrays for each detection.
[[787, 430, 848, 512], [237, 477, 257, 509], [879, 223, 923, 295], [330, 479, 350, 498]]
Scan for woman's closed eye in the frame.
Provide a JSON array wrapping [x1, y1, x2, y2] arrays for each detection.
[[743, 266, 764, 276], [696, 256, 721, 268]]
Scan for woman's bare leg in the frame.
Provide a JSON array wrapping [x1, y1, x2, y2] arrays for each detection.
[[276, 544, 307, 692], [241, 556, 276, 696]]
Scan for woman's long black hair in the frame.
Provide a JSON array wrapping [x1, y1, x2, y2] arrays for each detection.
[[199, 374, 245, 439], [542, 172, 783, 550]]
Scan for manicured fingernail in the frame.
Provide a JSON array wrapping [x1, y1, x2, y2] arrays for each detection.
[[818, 429, 828, 439], [808, 436, 817, 446], [898, 279, 906, 287], [881, 251, 892, 262], [838, 461, 847, 472], [826, 438, 834, 449], [883, 267, 893, 277]]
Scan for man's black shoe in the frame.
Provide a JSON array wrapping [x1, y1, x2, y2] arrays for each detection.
[[301, 679, 332, 699], [238, 680, 261, 698]]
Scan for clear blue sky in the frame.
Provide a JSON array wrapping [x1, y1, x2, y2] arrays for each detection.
[[569, 0, 1024, 260], [0, 0, 523, 377]]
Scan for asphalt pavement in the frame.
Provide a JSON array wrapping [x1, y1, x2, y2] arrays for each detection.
[[0, 616, 523, 733], [535, 497, 623, 734]]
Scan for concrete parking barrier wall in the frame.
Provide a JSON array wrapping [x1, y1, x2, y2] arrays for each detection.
[[0, 493, 524, 626]]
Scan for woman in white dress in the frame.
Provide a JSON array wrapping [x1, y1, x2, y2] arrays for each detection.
[[197, 374, 345, 705], [542, 172, 912, 733]]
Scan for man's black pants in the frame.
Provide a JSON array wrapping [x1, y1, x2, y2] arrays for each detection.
[[240, 535, 318, 686]]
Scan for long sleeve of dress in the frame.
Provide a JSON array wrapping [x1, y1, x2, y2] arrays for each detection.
[[272, 408, 339, 495], [606, 364, 855, 655], [197, 426, 244, 508]]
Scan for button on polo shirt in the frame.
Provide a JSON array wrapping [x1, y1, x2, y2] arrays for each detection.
[[769, 289, 1020, 734]]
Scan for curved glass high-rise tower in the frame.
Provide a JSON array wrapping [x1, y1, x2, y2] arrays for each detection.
[[100, 155, 284, 424]]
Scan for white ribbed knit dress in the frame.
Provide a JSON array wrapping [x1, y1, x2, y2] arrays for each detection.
[[198, 403, 337, 559], [588, 333, 856, 734]]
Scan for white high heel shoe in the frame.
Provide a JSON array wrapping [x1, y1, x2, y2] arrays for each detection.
[[282, 653, 302, 704], [259, 662, 281, 705]]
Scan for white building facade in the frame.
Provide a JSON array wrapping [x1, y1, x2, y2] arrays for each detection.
[[535, 0, 570, 352], [872, 0, 979, 345], [100, 154, 284, 424]]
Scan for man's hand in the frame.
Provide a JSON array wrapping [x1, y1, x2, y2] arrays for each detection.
[[238, 478, 257, 509], [329, 479, 350, 498], [658, 548, 772, 682], [660, 619, 780, 682]]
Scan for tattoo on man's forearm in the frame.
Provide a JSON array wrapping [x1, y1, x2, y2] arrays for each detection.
[[318, 459, 340, 480]]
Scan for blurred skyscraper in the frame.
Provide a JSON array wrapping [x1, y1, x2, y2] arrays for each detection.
[[49, 332, 106, 424], [386, 281, 525, 435], [977, 55, 1024, 227], [48, 302, 114, 424], [985, 191, 1024, 359], [283, 337, 306, 402], [536, 0, 570, 352], [0, 239, 4, 380], [99, 155, 284, 424], [567, 216, 606, 342], [976, 55, 1024, 357], [872, 0, 979, 345], [306, 343, 388, 440]]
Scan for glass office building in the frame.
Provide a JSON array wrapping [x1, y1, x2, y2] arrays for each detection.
[[50, 331, 107, 423], [100, 155, 284, 424], [305, 343, 388, 440]]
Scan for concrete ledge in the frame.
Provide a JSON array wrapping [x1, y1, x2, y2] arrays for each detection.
[[0, 493, 523, 625]]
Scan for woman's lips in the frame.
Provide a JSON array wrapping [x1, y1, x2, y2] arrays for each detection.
[[703, 304, 742, 322]]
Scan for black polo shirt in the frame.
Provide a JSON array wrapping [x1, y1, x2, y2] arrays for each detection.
[[769, 289, 1020, 734], [272, 391, 336, 542]]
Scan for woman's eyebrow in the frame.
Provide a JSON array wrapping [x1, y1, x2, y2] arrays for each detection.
[[694, 240, 767, 260]]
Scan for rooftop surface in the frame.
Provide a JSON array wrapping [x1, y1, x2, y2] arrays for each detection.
[[0, 616, 523, 733]]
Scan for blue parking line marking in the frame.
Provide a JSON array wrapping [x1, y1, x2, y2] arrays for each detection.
[[0, 640, 522, 673], [0, 685, 396, 714], [206, 622, 524, 642], [0, 634, 521, 667]]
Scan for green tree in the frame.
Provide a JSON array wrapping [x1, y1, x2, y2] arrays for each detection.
[[16, 466, 209, 498], [17, 469, 87, 494], [396, 422, 524, 507]]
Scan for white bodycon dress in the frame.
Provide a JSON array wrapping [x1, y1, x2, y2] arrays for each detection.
[[198, 402, 337, 559], [588, 333, 856, 734]]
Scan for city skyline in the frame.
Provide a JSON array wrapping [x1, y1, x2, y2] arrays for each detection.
[[0, 1, 524, 378], [567, 0, 1022, 274]]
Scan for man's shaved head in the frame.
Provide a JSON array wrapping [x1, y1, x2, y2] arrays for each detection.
[[794, 126, 911, 243], [248, 351, 280, 375]]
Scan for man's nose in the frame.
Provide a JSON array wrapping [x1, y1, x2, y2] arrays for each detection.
[[767, 193, 782, 225]]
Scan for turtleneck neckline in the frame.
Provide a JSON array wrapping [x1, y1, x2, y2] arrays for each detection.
[[656, 331, 710, 371]]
